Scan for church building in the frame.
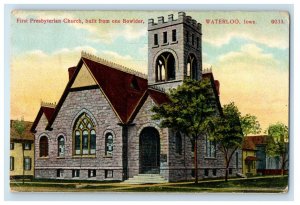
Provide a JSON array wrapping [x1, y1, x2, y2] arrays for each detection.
[[31, 12, 242, 183]]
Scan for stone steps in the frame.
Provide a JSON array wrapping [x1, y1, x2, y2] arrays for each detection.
[[122, 174, 168, 184]]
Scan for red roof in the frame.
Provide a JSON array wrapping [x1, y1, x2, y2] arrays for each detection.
[[82, 57, 148, 123], [243, 135, 268, 150], [148, 89, 170, 105], [245, 156, 258, 161], [33, 56, 220, 130], [11, 120, 34, 141], [31, 106, 55, 132]]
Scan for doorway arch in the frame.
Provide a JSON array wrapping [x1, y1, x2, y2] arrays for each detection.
[[139, 127, 160, 174]]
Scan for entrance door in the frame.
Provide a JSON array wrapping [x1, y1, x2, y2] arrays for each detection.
[[139, 127, 160, 174]]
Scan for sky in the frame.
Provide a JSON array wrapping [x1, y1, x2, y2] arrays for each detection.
[[10, 10, 289, 132]]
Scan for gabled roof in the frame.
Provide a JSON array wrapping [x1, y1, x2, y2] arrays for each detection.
[[127, 88, 170, 123], [242, 135, 268, 150], [33, 53, 222, 131], [242, 137, 256, 150], [11, 120, 34, 141], [82, 57, 148, 123], [31, 106, 55, 132], [202, 72, 223, 115]]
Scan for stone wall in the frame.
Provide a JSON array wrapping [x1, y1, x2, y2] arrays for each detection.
[[34, 88, 123, 181], [128, 96, 169, 180]]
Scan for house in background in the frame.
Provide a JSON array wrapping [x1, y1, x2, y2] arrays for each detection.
[[242, 135, 288, 176], [10, 120, 34, 180], [242, 136, 257, 176]]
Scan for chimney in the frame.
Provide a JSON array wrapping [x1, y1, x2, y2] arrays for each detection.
[[168, 14, 173, 22], [214, 80, 220, 95], [68, 67, 76, 81]]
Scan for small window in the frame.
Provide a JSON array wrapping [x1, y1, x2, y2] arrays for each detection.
[[196, 37, 199, 48], [191, 139, 195, 153], [191, 169, 195, 177], [175, 132, 182, 154], [24, 143, 31, 150], [229, 168, 233, 175], [39, 136, 49, 157], [24, 157, 31, 170], [82, 130, 89, 154], [58, 136, 65, 157], [204, 169, 209, 177], [213, 169, 217, 176], [57, 169, 64, 178], [72, 170, 80, 178], [236, 152, 239, 169], [88, 170, 96, 178], [90, 130, 96, 154], [75, 131, 81, 155], [186, 31, 189, 43], [105, 133, 114, 156], [10, 157, 14, 171], [163, 31, 167, 43], [130, 78, 140, 90], [172, 29, 176, 41], [154, 34, 158, 45], [105, 170, 113, 178], [206, 135, 216, 158], [192, 33, 194, 45], [10, 143, 14, 150]]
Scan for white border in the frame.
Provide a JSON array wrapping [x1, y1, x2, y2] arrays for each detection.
[[2, 1, 298, 203]]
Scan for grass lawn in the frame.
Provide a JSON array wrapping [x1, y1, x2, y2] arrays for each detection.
[[10, 175, 288, 193]]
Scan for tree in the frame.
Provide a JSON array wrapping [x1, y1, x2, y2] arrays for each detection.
[[152, 79, 218, 184], [12, 117, 26, 184], [265, 122, 288, 175], [207, 102, 243, 182], [240, 114, 261, 136]]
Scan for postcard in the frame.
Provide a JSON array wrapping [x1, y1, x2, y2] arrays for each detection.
[[9, 10, 289, 193]]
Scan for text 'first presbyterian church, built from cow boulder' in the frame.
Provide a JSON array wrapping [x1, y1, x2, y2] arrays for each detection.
[[31, 12, 242, 183]]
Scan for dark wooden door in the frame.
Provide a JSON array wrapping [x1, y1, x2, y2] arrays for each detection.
[[140, 127, 160, 174]]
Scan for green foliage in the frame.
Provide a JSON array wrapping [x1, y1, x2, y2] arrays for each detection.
[[206, 102, 243, 181], [240, 114, 262, 136], [265, 122, 288, 157], [207, 102, 243, 150], [13, 117, 26, 137], [152, 78, 217, 140]]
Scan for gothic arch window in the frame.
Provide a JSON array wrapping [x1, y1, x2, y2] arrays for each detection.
[[205, 134, 216, 158], [58, 135, 65, 157], [155, 52, 175, 82], [187, 54, 198, 80], [175, 132, 182, 154], [105, 132, 114, 156], [39, 136, 49, 157], [73, 113, 96, 155]]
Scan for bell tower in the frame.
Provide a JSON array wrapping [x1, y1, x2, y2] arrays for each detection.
[[148, 12, 202, 90]]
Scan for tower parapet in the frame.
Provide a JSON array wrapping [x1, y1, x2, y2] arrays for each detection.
[[148, 11, 201, 34], [147, 11, 203, 91]]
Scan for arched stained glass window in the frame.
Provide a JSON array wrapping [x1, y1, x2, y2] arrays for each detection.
[[58, 136, 65, 157], [73, 113, 96, 155], [105, 133, 113, 156], [40, 136, 49, 157]]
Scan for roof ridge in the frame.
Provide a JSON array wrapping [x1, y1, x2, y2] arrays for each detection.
[[41, 101, 56, 108], [148, 85, 166, 93], [81, 51, 148, 79]]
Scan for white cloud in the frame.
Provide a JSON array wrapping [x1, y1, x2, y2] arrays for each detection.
[[212, 43, 289, 131]]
